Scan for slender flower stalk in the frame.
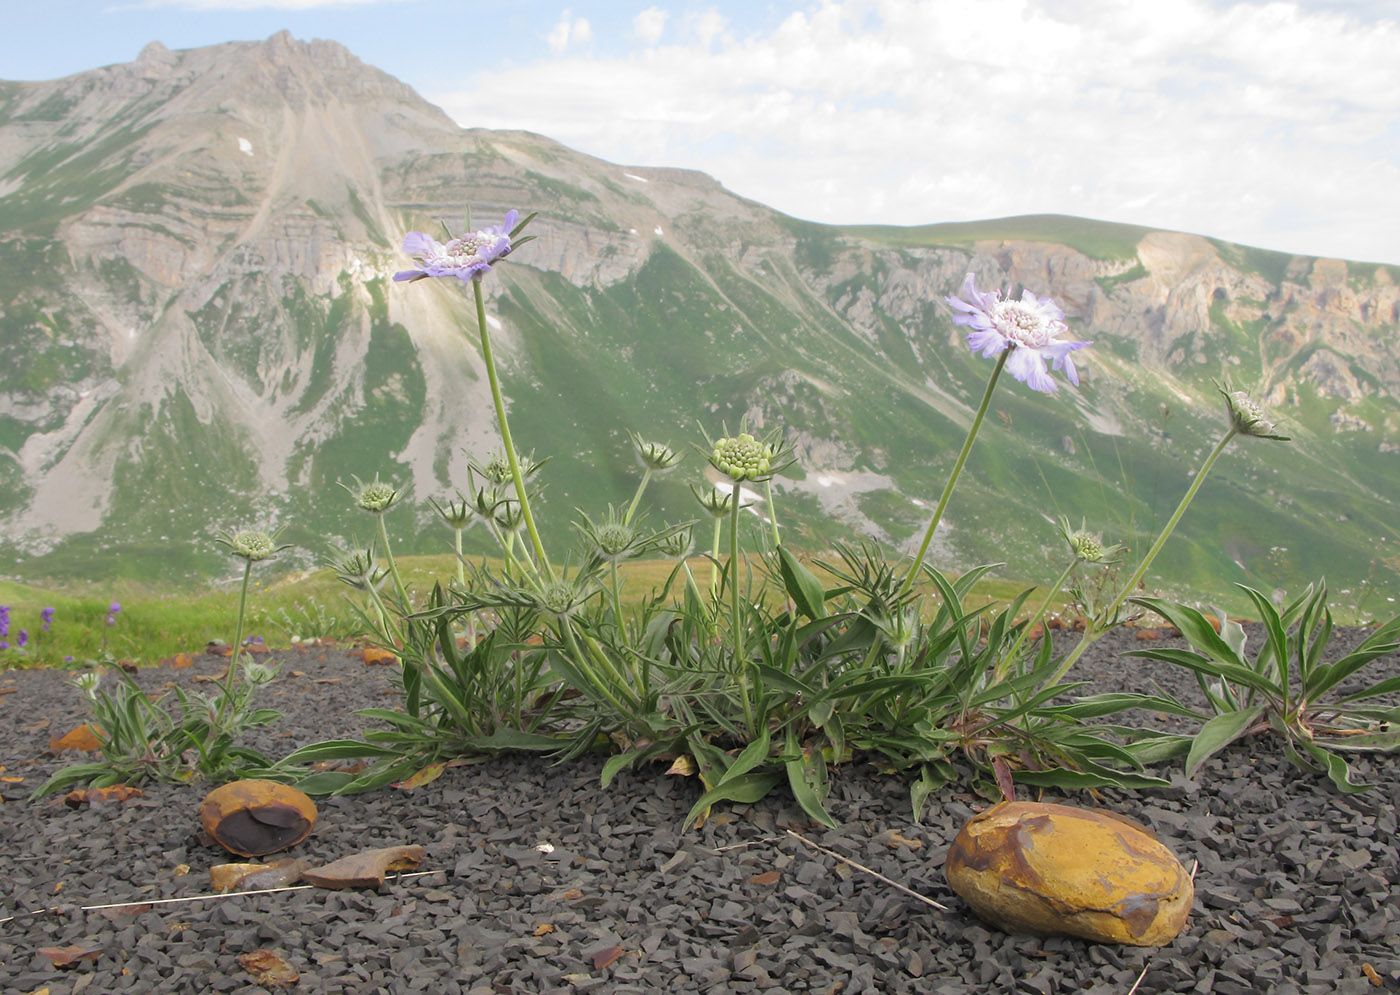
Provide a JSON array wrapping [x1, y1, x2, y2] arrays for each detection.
[[728, 479, 754, 735], [474, 279, 552, 578], [898, 349, 1009, 598], [212, 528, 290, 732], [1042, 428, 1238, 688], [764, 479, 781, 549], [999, 558, 1076, 681]]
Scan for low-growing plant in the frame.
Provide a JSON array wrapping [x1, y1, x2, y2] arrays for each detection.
[[35, 528, 291, 797], [1124, 583, 1400, 792], [250, 204, 1380, 828]]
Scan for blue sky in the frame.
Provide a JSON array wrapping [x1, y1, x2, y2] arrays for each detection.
[[4, 0, 1399, 265]]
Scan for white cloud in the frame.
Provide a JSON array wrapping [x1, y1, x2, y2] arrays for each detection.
[[547, 9, 593, 54], [431, 0, 1400, 264], [632, 6, 668, 45]]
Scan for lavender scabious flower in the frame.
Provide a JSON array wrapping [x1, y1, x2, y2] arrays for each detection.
[[946, 273, 1091, 393], [393, 210, 519, 284]]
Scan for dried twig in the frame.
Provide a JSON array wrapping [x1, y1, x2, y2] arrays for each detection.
[[786, 830, 950, 912], [0, 870, 445, 926]]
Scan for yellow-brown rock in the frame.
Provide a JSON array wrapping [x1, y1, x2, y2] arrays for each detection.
[[944, 800, 1193, 946], [200, 780, 317, 857]]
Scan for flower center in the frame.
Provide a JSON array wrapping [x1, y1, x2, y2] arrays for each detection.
[[992, 300, 1055, 348]]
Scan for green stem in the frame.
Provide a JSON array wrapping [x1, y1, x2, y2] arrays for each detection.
[[764, 479, 781, 549], [729, 483, 754, 736], [625, 468, 652, 526], [453, 526, 477, 649], [608, 559, 626, 635], [898, 349, 1010, 599], [1042, 428, 1239, 688], [474, 278, 552, 578], [378, 514, 410, 609], [999, 558, 1076, 682], [710, 516, 723, 601], [214, 559, 253, 732]]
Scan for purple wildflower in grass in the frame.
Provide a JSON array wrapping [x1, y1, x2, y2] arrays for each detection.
[[0, 642, 7, 651], [393, 210, 519, 284], [17, 630, 26, 649], [946, 273, 1091, 393], [0, 605, 9, 639], [42, 606, 54, 631]]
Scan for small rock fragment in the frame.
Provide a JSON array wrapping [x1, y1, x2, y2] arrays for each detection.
[[301, 845, 425, 889]]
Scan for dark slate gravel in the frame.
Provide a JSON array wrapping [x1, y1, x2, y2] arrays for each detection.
[[2, 626, 1398, 994]]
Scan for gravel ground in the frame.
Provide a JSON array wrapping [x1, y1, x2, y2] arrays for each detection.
[[1, 626, 1398, 994]]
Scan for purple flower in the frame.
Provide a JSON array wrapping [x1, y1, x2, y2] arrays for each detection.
[[109, 601, 122, 614], [17, 630, 26, 648], [393, 210, 519, 284], [946, 273, 1091, 393], [41, 607, 54, 631]]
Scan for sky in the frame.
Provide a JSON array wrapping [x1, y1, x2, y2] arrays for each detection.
[[4, 0, 1400, 266]]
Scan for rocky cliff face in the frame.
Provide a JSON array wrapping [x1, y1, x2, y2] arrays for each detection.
[[1, 35, 1397, 604]]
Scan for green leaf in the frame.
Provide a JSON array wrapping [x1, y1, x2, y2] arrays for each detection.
[[1128, 648, 1282, 698], [1185, 704, 1267, 777], [1286, 739, 1370, 794], [1011, 766, 1170, 790], [683, 771, 783, 830], [785, 729, 837, 828], [293, 770, 358, 795], [276, 739, 405, 765], [1056, 693, 1205, 721], [778, 545, 828, 620], [1131, 597, 1244, 671], [909, 763, 950, 823], [719, 726, 773, 786], [462, 730, 563, 752]]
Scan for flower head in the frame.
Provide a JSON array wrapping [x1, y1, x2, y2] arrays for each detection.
[[71, 671, 102, 699], [393, 210, 521, 284], [241, 659, 277, 687], [430, 496, 474, 530], [575, 506, 641, 562], [1219, 386, 1290, 441], [41, 607, 54, 631], [692, 485, 735, 519], [331, 544, 390, 592], [702, 421, 793, 483], [946, 273, 1091, 393], [1056, 517, 1124, 564], [216, 527, 291, 562], [343, 474, 402, 514], [629, 432, 683, 473]]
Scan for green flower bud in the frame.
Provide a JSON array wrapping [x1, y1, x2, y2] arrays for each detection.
[[71, 671, 102, 699], [241, 660, 277, 687], [711, 432, 774, 481], [215, 526, 291, 562], [629, 431, 683, 472], [342, 474, 402, 514], [1219, 386, 1290, 441], [431, 496, 473, 530], [691, 485, 734, 519]]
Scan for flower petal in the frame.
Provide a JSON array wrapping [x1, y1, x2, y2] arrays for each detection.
[[1006, 344, 1057, 393]]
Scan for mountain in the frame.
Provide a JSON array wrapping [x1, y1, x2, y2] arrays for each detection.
[[2, 33, 1398, 612]]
